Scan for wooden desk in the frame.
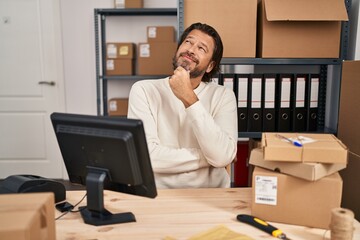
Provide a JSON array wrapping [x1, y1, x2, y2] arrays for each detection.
[[56, 188, 360, 240]]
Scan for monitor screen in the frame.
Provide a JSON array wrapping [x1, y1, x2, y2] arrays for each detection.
[[51, 112, 157, 226]]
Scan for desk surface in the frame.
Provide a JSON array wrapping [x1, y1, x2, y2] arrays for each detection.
[[56, 188, 360, 240]]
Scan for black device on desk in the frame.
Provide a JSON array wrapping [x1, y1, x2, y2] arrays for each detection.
[[0, 174, 66, 203], [50, 112, 157, 226]]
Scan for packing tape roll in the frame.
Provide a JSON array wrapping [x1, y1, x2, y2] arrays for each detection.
[[330, 208, 355, 240]]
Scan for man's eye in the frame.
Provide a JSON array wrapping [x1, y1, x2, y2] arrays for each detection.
[[199, 47, 206, 53]]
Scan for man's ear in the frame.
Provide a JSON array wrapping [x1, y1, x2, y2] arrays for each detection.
[[206, 61, 215, 73]]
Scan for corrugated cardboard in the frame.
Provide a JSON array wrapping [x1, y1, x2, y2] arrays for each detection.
[[340, 153, 360, 221], [338, 60, 360, 220], [114, 0, 143, 8], [0, 193, 55, 240], [338, 61, 360, 156], [257, 0, 348, 58], [250, 148, 346, 181], [106, 59, 134, 75], [106, 42, 135, 59], [108, 98, 129, 116], [251, 167, 342, 229], [184, 0, 257, 58], [0, 211, 42, 240], [147, 26, 175, 42], [262, 133, 348, 163], [137, 42, 177, 75]]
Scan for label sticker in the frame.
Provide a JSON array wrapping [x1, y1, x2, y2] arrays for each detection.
[[119, 46, 129, 56], [139, 44, 150, 57], [148, 27, 157, 38], [109, 101, 117, 111], [106, 60, 114, 70], [254, 175, 278, 205], [107, 44, 117, 58]]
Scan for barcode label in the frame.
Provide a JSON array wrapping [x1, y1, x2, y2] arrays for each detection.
[[254, 175, 278, 205]]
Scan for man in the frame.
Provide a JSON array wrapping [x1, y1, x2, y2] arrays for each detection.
[[128, 22, 238, 188]]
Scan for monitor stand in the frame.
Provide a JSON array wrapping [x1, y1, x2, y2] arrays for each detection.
[[79, 166, 136, 226]]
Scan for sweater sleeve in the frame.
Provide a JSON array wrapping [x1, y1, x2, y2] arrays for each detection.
[[127, 81, 210, 174], [186, 88, 238, 168]]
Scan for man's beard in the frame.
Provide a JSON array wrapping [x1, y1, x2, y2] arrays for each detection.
[[172, 55, 206, 79]]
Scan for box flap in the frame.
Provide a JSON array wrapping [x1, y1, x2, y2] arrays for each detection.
[[264, 0, 348, 21]]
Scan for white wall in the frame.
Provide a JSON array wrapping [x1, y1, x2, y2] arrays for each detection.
[[60, 0, 177, 115]]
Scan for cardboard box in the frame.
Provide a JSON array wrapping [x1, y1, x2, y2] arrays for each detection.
[[257, 0, 348, 58], [114, 0, 143, 8], [0, 193, 56, 240], [338, 60, 360, 220], [108, 98, 129, 116], [137, 42, 177, 75], [184, 0, 257, 58], [338, 61, 360, 155], [147, 26, 175, 42], [106, 42, 135, 59], [250, 148, 346, 181], [262, 133, 348, 164], [106, 59, 134, 75], [0, 211, 42, 240], [251, 167, 342, 229]]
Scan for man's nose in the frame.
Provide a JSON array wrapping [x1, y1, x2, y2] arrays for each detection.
[[187, 44, 196, 53]]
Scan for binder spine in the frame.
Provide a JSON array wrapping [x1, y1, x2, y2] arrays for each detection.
[[262, 74, 276, 132], [248, 74, 263, 132], [307, 74, 320, 131], [237, 74, 249, 132], [292, 74, 307, 132], [276, 74, 293, 132]]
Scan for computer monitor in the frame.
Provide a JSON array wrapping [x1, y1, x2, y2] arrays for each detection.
[[50, 112, 157, 226]]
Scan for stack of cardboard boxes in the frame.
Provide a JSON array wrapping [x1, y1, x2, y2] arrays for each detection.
[[183, 0, 348, 58], [250, 133, 348, 229], [107, 26, 177, 116], [106, 42, 135, 76], [137, 26, 177, 75]]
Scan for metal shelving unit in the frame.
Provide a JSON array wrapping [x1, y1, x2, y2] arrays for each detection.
[[94, 1, 351, 138], [94, 8, 177, 115]]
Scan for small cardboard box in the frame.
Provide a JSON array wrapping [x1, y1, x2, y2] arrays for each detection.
[[184, 0, 257, 58], [251, 167, 342, 229], [249, 148, 346, 181], [108, 98, 129, 116], [106, 59, 134, 75], [0, 193, 56, 240], [257, 0, 348, 58], [114, 0, 143, 9], [137, 42, 177, 75], [147, 26, 175, 43], [106, 42, 135, 59], [261, 133, 348, 164]]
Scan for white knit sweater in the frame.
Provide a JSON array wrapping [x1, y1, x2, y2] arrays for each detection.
[[128, 77, 238, 188]]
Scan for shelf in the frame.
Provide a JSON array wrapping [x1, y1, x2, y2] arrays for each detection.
[[101, 75, 170, 81], [221, 58, 342, 65], [95, 8, 177, 16]]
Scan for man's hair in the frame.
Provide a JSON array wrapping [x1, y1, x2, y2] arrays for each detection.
[[177, 22, 223, 82]]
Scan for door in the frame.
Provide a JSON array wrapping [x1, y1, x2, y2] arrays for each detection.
[[0, 0, 65, 178]]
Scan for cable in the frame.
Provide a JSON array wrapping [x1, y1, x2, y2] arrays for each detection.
[[55, 193, 87, 221]]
